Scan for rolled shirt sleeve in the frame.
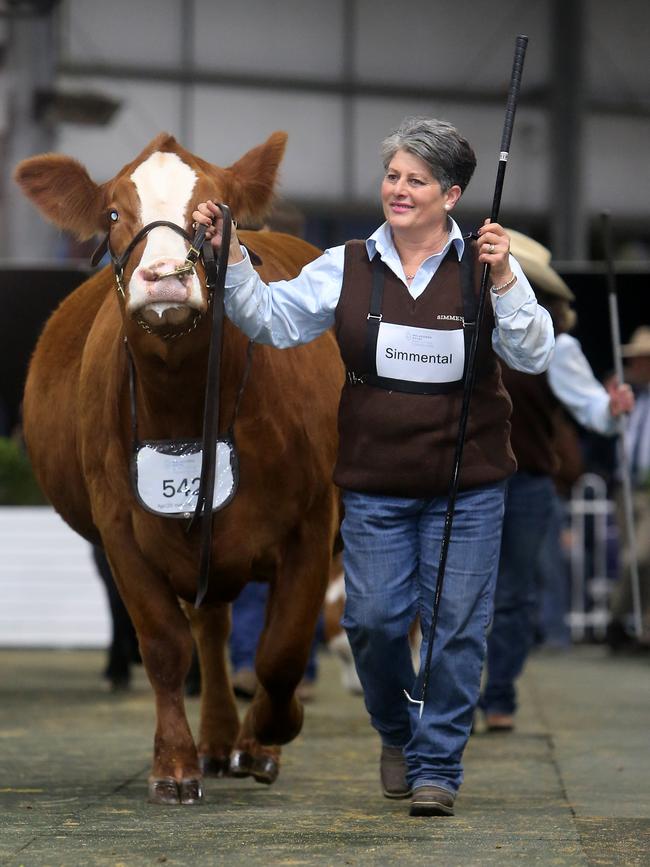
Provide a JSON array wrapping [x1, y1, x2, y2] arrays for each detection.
[[224, 245, 344, 347], [490, 254, 555, 373], [546, 333, 616, 435]]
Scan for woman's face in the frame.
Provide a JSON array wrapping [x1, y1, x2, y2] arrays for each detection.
[[381, 148, 460, 236]]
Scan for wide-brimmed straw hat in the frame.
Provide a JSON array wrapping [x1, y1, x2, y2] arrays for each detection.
[[622, 325, 650, 357], [505, 229, 575, 301]]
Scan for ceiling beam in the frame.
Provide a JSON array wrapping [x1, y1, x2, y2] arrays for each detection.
[[56, 61, 650, 118]]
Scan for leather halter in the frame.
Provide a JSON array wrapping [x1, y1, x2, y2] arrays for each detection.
[[94, 207, 237, 608], [92, 219, 202, 300]]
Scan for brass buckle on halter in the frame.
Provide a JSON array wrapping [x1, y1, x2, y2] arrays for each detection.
[[153, 262, 196, 281], [115, 267, 126, 299], [152, 238, 204, 282]]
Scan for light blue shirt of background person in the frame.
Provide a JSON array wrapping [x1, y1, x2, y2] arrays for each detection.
[[224, 218, 555, 374], [548, 333, 618, 436]]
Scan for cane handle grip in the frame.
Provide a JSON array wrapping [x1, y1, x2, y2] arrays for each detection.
[[500, 35, 528, 154]]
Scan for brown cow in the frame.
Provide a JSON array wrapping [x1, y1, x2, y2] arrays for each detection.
[[15, 132, 343, 804]]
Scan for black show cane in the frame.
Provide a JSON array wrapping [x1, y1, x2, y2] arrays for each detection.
[[601, 211, 643, 638], [405, 35, 529, 717]]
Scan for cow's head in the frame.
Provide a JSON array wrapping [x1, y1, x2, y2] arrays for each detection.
[[14, 132, 287, 337]]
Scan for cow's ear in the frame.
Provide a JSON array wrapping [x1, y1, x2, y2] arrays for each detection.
[[14, 154, 106, 240], [222, 131, 288, 223]]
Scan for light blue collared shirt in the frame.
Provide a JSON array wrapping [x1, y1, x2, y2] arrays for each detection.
[[547, 333, 616, 435], [224, 219, 554, 374]]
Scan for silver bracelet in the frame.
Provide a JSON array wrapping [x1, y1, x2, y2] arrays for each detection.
[[491, 274, 517, 293]]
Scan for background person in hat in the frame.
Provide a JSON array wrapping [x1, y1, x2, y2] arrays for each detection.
[[607, 326, 650, 651], [479, 230, 634, 732]]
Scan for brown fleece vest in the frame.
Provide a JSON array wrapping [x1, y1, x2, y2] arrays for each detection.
[[332, 239, 515, 497], [501, 366, 562, 477]]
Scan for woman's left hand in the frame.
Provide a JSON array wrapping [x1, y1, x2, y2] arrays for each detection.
[[477, 220, 513, 289]]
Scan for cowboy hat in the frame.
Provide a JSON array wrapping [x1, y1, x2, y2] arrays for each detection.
[[622, 325, 650, 357], [505, 229, 575, 301]]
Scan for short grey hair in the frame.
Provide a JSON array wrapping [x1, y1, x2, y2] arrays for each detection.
[[380, 116, 477, 192]]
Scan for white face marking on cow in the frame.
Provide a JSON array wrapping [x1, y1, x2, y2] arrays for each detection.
[[127, 152, 204, 319]]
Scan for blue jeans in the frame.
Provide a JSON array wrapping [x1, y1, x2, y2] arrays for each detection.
[[536, 494, 571, 647], [481, 472, 556, 716], [230, 581, 320, 682], [341, 482, 506, 794]]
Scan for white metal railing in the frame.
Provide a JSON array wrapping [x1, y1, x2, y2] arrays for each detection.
[[567, 473, 617, 641]]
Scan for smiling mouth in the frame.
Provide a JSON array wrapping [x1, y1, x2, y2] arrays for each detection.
[[390, 203, 414, 211]]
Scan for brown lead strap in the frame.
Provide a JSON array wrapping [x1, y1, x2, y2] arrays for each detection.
[[189, 205, 232, 608], [405, 35, 529, 718]]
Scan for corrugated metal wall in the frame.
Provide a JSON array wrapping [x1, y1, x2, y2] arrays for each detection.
[[0, 508, 110, 648]]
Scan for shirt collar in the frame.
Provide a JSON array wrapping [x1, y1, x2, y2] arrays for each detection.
[[365, 218, 465, 264]]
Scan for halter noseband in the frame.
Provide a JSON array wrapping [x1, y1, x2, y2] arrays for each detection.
[[92, 219, 206, 299]]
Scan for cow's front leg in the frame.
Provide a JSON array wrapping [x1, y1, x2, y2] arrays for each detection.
[[105, 545, 202, 805], [233, 515, 332, 783], [184, 601, 240, 777], [145, 622, 202, 805]]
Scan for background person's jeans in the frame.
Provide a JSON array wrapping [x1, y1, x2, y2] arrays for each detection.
[[536, 493, 571, 647], [481, 472, 556, 716], [230, 581, 320, 682], [341, 482, 506, 794]]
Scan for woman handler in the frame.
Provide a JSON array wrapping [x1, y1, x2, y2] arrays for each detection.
[[193, 116, 554, 817]]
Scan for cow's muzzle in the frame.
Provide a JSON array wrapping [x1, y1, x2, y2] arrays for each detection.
[[92, 219, 214, 339]]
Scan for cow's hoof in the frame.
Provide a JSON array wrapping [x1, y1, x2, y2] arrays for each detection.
[[179, 778, 203, 804], [148, 777, 181, 805], [148, 776, 204, 805], [229, 750, 279, 785], [199, 754, 231, 777]]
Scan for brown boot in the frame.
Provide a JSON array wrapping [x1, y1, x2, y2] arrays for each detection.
[[485, 712, 515, 732], [380, 746, 411, 799], [231, 668, 258, 700], [409, 785, 455, 817]]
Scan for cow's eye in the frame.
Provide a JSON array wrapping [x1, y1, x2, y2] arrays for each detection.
[[109, 209, 119, 223]]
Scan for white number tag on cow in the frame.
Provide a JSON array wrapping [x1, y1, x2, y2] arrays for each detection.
[[376, 322, 465, 383], [133, 439, 238, 518]]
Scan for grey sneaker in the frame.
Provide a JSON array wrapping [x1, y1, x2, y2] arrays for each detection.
[[409, 785, 455, 817], [380, 746, 411, 799]]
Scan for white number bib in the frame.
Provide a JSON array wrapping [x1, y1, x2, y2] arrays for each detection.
[[133, 439, 237, 518], [376, 322, 465, 383]]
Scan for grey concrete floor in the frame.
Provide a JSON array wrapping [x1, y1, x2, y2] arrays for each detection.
[[0, 645, 648, 866]]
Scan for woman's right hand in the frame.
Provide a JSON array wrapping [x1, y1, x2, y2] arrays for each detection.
[[192, 200, 244, 263], [607, 380, 634, 417]]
